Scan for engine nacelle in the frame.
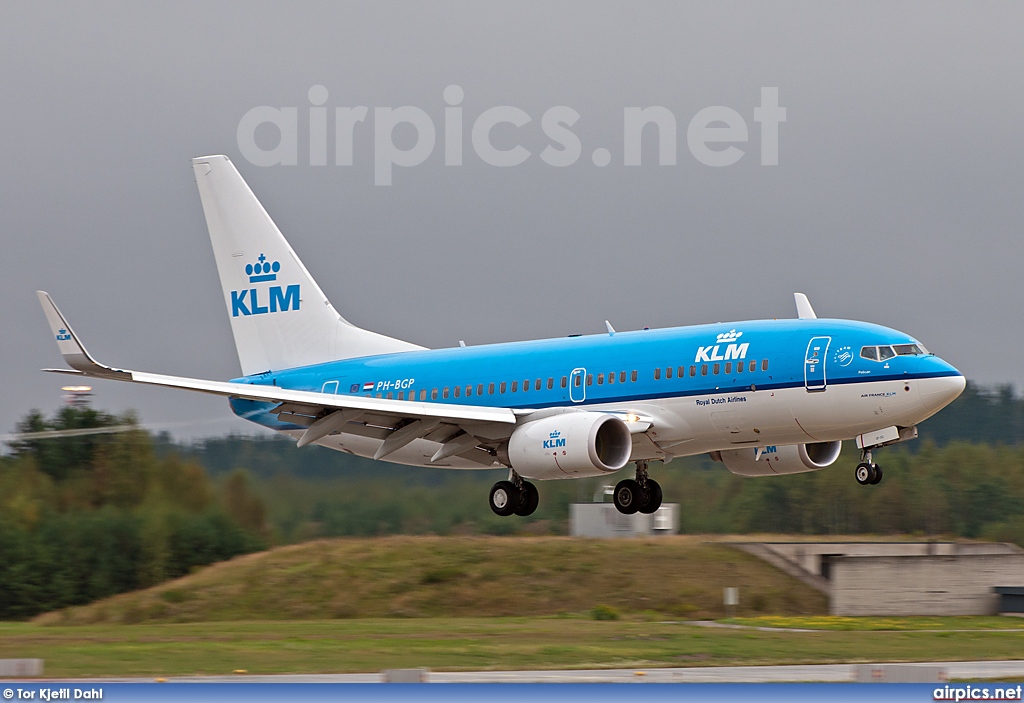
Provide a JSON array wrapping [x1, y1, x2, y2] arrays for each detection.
[[506, 412, 633, 480], [711, 441, 842, 477]]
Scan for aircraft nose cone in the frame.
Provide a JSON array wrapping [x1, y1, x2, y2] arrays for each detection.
[[920, 373, 966, 412]]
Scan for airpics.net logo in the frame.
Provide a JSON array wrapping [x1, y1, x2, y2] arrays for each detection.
[[237, 85, 786, 186]]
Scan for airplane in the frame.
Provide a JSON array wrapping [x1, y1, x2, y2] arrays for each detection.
[[37, 155, 965, 518]]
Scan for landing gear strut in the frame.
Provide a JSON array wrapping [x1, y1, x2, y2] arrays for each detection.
[[855, 449, 883, 486], [613, 461, 663, 515], [489, 470, 539, 517]]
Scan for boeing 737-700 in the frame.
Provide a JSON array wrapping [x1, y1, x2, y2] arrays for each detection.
[[38, 155, 965, 517]]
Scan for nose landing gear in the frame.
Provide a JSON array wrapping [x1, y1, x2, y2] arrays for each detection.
[[613, 461, 663, 515], [855, 449, 883, 486]]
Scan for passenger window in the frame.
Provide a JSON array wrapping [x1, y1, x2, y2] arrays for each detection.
[[690, 365, 696, 377], [631, 370, 637, 382], [713, 363, 720, 375], [654, 368, 661, 380], [511, 381, 518, 392], [466, 385, 472, 397], [619, 371, 626, 383], [523, 379, 530, 391], [725, 362, 732, 374], [701, 364, 708, 376], [736, 361, 743, 373], [454, 385, 460, 398], [500, 382, 507, 393], [608, 372, 615, 385], [387, 392, 393, 400], [488, 383, 494, 395], [561, 376, 568, 388], [573, 375, 581, 387], [761, 359, 769, 371], [536, 379, 542, 390], [597, 373, 604, 385], [547, 378, 553, 389], [431, 388, 438, 400], [861, 346, 878, 361], [878, 346, 896, 361], [586, 374, 593, 386], [397, 391, 403, 400], [443, 387, 450, 399], [376, 393, 383, 398], [750, 360, 756, 372], [666, 367, 673, 379], [477, 384, 484, 395], [678, 366, 685, 378]]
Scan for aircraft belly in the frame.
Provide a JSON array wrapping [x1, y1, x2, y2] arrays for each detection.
[[791, 379, 921, 439]]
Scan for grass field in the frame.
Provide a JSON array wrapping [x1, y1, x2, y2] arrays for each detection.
[[35, 536, 827, 625], [12, 536, 1024, 678], [4, 617, 1024, 677]]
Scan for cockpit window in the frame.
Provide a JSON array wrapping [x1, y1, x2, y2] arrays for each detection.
[[893, 344, 924, 356], [860, 346, 878, 361], [878, 346, 896, 361]]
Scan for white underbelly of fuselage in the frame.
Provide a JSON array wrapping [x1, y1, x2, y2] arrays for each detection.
[[279, 377, 928, 471]]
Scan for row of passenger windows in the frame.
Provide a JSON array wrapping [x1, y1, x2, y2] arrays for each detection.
[[654, 359, 768, 379], [366, 360, 769, 400], [374, 371, 641, 400], [860, 343, 926, 361]]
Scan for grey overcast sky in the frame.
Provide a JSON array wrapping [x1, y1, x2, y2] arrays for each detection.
[[1, 1, 1022, 441]]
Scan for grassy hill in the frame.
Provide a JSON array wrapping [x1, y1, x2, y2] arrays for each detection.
[[36, 536, 827, 625]]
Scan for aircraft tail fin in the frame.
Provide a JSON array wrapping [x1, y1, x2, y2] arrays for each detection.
[[191, 155, 423, 376]]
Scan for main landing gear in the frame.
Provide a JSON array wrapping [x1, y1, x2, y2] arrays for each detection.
[[613, 461, 663, 515], [855, 449, 883, 486], [489, 471, 539, 517]]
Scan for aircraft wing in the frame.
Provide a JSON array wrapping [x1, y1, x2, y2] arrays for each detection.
[[37, 292, 516, 461]]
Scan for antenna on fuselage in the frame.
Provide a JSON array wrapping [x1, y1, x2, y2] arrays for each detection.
[[794, 293, 817, 320], [605, 320, 616, 336]]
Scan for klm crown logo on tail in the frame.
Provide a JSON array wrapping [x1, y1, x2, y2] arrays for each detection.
[[230, 253, 300, 317]]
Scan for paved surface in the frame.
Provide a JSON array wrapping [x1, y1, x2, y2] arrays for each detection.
[[54, 660, 1024, 684]]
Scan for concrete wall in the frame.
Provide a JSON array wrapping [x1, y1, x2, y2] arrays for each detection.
[[569, 503, 679, 538], [831, 554, 1024, 616], [763, 542, 1021, 579]]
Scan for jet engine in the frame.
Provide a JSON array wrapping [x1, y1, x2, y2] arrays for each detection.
[[711, 441, 842, 477], [505, 412, 633, 480]]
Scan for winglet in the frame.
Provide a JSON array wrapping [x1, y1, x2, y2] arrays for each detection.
[[794, 293, 817, 320], [36, 291, 131, 380]]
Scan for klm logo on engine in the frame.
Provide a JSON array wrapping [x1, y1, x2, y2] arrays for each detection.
[[695, 329, 749, 363], [543, 430, 566, 450], [230, 253, 300, 317]]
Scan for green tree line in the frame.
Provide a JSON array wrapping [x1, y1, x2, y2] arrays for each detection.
[[0, 407, 267, 619], [3, 380, 1024, 618]]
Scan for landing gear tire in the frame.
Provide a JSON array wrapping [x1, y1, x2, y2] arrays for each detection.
[[856, 463, 882, 486], [639, 479, 663, 514], [515, 481, 539, 516], [614, 479, 642, 515], [489, 480, 520, 516], [869, 465, 883, 485], [855, 463, 873, 485]]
